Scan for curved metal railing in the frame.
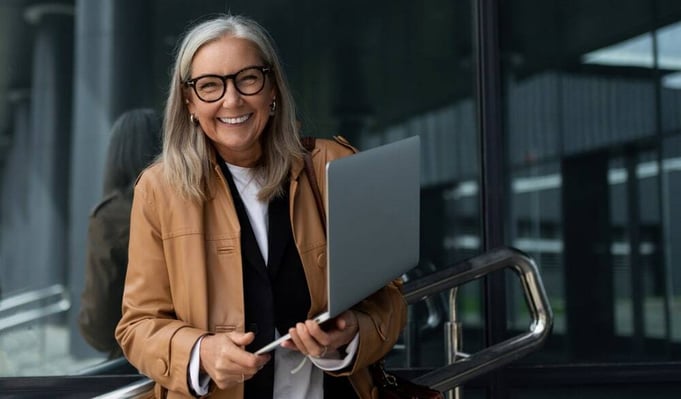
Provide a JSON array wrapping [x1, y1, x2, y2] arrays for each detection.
[[0, 284, 70, 331], [76, 357, 139, 376], [404, 246, 553, 392]]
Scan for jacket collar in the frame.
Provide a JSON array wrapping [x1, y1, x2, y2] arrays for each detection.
[[205, 144, 315, 200], [206, 146, 221, 200]]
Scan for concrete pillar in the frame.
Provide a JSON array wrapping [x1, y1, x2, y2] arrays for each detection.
[[0, 90, 31, 296], [69, 0, 155, 358], [24, 3, 74, 290]]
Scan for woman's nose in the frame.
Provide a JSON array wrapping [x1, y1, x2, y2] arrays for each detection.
[[221, 80, 242, 107]]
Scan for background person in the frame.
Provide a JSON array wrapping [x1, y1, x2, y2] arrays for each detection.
[[79, 108, 162, 358]]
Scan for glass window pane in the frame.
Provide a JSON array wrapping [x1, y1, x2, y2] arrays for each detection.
[[663, 135, 681, 344], [501, 0, 681, 364], [658, 21, 681, 132], [509, 163, 564, 338]]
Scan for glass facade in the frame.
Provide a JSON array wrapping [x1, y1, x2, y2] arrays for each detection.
[[0, 0, 680, 397], [501, 0, 681, 368]]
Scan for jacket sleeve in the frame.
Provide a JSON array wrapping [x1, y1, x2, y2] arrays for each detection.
[[330, 279, 407, 376], [115, 173, 205, 396], [79, 200, 129, 355]]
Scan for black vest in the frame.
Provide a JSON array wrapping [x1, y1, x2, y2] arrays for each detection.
[[218, 161, 357, 399]]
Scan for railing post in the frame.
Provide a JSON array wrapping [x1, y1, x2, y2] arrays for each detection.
[[445, 287, 463, 399]]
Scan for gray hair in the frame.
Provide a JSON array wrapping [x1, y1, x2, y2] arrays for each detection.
[[162, 14, 303, 202]]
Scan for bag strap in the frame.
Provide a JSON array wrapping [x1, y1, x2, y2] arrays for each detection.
[[300, 137, 326, 232], [369, 359, 397, 388]]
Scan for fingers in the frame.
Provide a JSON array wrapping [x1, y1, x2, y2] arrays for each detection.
[[285, 312, 360, 358], [231, 331, 256, 346], [288, 322, 325, 357], [339, 310, 359, 331], [200, 332, 270, 390], [335, 310, 358, 330]]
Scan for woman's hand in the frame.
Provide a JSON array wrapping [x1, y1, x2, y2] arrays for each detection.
[[282, 310, 359, 357], [200, 332, 271, 389]]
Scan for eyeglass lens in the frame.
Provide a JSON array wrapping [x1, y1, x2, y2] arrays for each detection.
[[193, 67, 266, 102]]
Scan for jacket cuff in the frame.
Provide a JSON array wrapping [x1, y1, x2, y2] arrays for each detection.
[[167, 326, 208, 395]]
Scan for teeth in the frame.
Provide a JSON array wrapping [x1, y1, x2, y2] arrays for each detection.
[[219, 114, 250, 124]]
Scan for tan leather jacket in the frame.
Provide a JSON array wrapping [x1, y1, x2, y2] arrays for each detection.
[[115, 138, 407, 399]]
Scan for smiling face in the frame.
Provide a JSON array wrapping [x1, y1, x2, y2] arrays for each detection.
[[186, 36, 275, 166]]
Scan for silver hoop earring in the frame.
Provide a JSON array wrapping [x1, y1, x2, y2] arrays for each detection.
[[190, 113, 198, 125], [269, 99, 277, 116]]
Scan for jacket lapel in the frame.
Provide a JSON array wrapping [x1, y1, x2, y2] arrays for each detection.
[[239, 219, 269, 279], [217, 159, 269, 280], [266, 187, 289, 279]]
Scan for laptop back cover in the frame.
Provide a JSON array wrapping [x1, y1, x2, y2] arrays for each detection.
[[325, 136, 420, 318]]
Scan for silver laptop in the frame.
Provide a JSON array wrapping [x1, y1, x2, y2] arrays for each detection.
[[255, 136, 420, 354]]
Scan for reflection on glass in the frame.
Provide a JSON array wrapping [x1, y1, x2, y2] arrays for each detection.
[[658, 22, 681, 132], [510, 164, 564, 336], [662, 136, 681, 344], [657, 22, 681, 89], [503, 0, 681, 365], [580, 20, 681, 132], [581, 32, 655, 68], [610, 157, 633, 338]]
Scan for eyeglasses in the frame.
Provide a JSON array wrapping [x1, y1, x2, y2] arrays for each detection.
[[184, 65, 271, 102]]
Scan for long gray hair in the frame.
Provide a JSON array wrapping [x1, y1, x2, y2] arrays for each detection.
[[162, 14, 303, 202]]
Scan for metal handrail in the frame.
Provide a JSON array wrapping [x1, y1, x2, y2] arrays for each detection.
[[0, 284, 70, 331], [445, 286, 463, 399], [404, 246, 553, 392], [76, 357, 139, 376]]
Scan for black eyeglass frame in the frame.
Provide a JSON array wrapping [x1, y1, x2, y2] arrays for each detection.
[[184, 65, 272, 103]]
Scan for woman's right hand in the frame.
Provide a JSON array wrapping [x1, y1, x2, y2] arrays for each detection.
[[199, 332, 271, 389]]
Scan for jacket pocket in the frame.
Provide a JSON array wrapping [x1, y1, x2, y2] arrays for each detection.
[[215, 324, 236, 334], [216, 244, 236, 255]]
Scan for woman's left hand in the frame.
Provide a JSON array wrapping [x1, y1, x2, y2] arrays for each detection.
[[282, 310, 359, 357]]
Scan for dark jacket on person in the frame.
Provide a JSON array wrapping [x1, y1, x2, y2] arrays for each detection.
[[79, 188, 133, 358]]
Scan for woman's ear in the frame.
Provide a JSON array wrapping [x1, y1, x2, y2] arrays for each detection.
[[268, 82, 277, 100], [185, 97, 196, 114]]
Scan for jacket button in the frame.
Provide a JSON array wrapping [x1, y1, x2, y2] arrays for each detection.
[[316, 251, 326, 268], [156, 358, 168, 375]]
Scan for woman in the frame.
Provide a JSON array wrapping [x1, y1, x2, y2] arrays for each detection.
[[80, 108, 162, 358], [115, 15, 406, 399]]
